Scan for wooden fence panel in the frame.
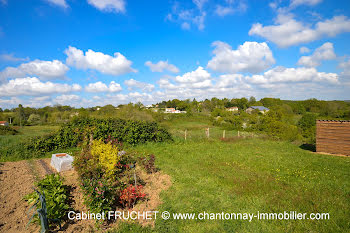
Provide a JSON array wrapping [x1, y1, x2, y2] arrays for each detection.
[[316, 120, 350, 155]]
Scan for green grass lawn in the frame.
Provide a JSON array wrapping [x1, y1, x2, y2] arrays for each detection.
[[0, 125, 59, 161], [127, 138, 350, 233]]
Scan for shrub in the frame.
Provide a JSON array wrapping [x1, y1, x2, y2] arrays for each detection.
[[91, 139, 120, 177], [138, 154, 157, 174], [25, 174, 70, 226], [298, 113, 317, 144], [0, 126, 18, 135], [119, 185, 146, 209], [80, 177, 120, 213]]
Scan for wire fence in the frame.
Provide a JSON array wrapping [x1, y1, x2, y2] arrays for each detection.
[[169, 127, 257, 141]]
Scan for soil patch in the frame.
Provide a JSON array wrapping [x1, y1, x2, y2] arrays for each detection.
[[0, 159, 172, 232]]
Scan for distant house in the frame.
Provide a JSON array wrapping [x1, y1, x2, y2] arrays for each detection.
[[226, 106, 239, 112], [0, 121, 9, 126], [165, 108, 176, 113], [246, 106, 269, 114], [164, 108, 186, 114]]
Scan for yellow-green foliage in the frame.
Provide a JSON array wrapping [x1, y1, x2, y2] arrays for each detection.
[[91, 139, 120, 176]]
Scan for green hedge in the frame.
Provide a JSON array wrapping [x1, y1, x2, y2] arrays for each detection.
[[0, 126, 18, 135], [25, 117, 172, 154]]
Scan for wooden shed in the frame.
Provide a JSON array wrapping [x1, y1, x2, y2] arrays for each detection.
[[316, 120, 350, 155]]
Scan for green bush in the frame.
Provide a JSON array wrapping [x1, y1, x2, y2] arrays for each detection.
[[25, 174, 70, 226], [298, 113, 317, 143], [24, 117, 172, 155], [0, 126, 18, 135]]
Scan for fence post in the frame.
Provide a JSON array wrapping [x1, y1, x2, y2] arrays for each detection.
[[185, 129, 187, 140], [223, 130, 225, 138]]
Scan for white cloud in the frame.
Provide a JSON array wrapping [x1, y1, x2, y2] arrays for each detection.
[[124, 79, 155, 92], [87, 0, 125, 13], [207, 41, 275, 74], [297, 42, 336, 67], [290, 0, 322, 8], [0, 53, 29, 62], [215, 6, 234, 17], [181, 22, 191, 30], [248, 66, 338, 85], [0, 59, 69, 82], [166, 2, 207, 30], [215, 1, 247, 17], [249, 14, 350, 47], [0, 77, 81, 97], [145, 60, 179, 73], [54, 94, 80, 105], [65, 46, 136, 76], [193, 0, 208, 11], [299, 46, 310, 54], [85, 81, 122, 93], [175, 66, 210, 83], [45, 0, 68, 8], [339, 59, 350, 86]]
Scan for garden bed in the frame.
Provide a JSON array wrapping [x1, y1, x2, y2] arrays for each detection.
[[0, 157, 171, 232]]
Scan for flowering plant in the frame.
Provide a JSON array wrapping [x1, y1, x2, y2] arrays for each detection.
[[119, 185, 146, 209]]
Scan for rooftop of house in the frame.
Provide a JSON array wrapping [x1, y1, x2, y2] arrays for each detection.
[[249, 106, 269, 111], [0, 121, 8, 124]]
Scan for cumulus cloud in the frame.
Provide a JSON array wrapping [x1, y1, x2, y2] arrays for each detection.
[[249, 14, 350, 47], [87, 0, 125, 13], [0, 77, 81, 97], [85, 81, 122, 93], [174, 66, 212, 88], [207, 41, 275, 74], [297, 42, 336, 67], [124, 79, 155, 92], [65, 46, 136, 76], [45, 0, 68, 8], [248, 66, 338, 86], [0, 60, 69, 83], [145, 60, 179, 73]]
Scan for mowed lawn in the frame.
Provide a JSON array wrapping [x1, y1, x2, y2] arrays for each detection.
[[130, 139, 350, 233]]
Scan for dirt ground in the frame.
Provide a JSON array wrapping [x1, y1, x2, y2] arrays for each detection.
[[0, 158, 171, 232]]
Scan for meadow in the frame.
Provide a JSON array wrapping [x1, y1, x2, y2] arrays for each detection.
[[0, 118, 349, 232], [0, 125, 59, 162]]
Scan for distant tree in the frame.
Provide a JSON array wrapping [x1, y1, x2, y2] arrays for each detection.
[[28, 114, 41, 125], [249, 96, 256, 105]]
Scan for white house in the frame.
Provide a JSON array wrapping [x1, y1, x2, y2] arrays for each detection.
[[226, 106, 239, 112], [165, 108, 176, 113], [164, 108, 185, 114]]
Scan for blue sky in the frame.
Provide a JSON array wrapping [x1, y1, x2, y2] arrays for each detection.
[[0, 0, 350, 108]]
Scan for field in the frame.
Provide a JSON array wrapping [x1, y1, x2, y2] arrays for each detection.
[[0, 121, 350, 232]]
